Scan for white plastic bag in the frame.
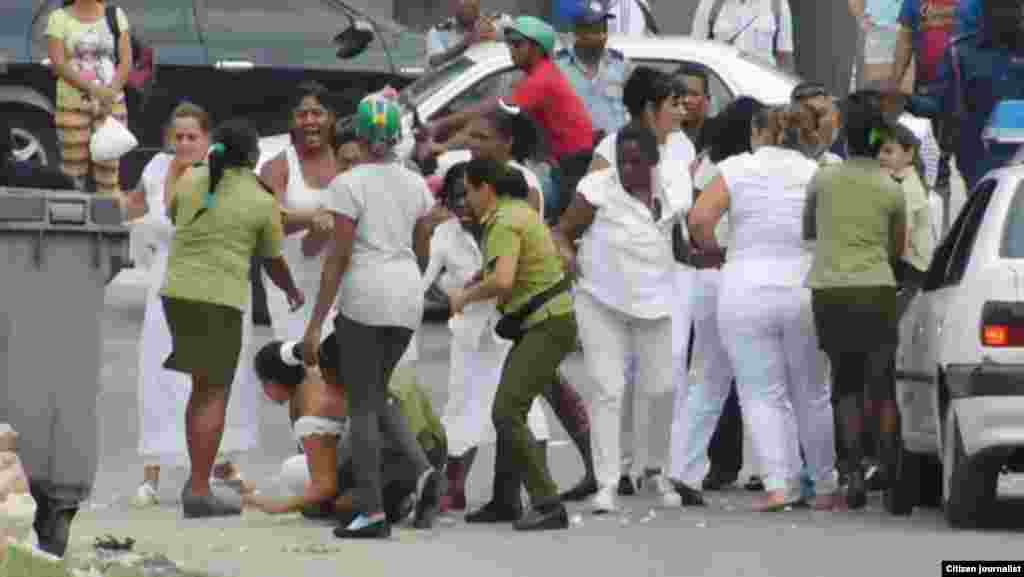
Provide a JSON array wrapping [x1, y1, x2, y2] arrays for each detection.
[[89, 116, 138, 162]]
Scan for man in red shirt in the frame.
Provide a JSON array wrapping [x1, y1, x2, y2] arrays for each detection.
[[423, 15, 595, 224]]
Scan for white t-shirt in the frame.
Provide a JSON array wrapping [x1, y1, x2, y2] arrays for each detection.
[[717, 146, 818, 287], [323, 162, 435, 330], [576, 168, 681, 319], [604, 0, 655, 37], [435, 150, 545, 219], [691, 0, 795, 66], [899, 113, 941, 190], [594, 130, 696, 219]]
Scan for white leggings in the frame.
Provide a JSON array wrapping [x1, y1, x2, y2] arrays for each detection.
[[717, 282, 836, 495]]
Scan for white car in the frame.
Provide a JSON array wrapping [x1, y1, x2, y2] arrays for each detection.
[[259, 35, 800, 163], [894, 158, 1024, 528]]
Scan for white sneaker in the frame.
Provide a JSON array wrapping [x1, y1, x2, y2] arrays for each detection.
[[132, 482, 158, 508], [646, 474, 682, 508], [589, 486, 619, 514]]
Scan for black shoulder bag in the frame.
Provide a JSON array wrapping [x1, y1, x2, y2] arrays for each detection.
[[494, 276, 572, 343]]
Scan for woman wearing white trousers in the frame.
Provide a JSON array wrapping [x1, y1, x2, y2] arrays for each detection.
[[666, 97, 766, 503], [687, 105, 839, 511], [586, 68, 695, 494], [555, 120, 691, 513]]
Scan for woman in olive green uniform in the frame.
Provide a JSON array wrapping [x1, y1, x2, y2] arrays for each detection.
[[448, 157, 575, 531]]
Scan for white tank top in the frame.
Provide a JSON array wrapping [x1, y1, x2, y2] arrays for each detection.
[[283, 145, 325, 235]]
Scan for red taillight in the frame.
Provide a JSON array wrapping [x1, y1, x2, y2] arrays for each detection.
[[983, 324, 1010, 347], [980, 301, 1024, 347]]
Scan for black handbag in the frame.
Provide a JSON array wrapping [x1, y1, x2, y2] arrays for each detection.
[[494, 276, 572, 342]]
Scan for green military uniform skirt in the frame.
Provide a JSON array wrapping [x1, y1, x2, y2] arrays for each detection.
[[811, 286, 900, 354], [162, 297, 244, 386]]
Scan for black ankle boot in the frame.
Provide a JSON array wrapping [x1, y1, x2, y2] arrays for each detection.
[[881, 431, 914, 516], [846, 469, 867, 510]]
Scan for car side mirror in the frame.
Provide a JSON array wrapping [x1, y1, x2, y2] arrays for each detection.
[[335, 20, 375, 59]]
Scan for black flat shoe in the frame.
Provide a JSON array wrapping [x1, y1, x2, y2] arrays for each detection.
[[465, 500, 522, 524], [846, 471, 867, 510], [617, 475, 636, 496], [333, 515, 391, 539], [744, 476, 765, 492], [514, 504, 569, 532], [559, 476, 598, 502], [672, 480, 706, 506], [702, 469, 739, 491]]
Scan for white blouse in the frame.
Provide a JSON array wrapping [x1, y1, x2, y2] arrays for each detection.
[[576, 168, 684, 319], [717, 146, 819, 287]]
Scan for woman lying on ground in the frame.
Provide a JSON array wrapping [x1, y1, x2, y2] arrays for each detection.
[[247, 336, 446, 526]]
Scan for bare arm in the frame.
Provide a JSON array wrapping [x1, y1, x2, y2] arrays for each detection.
[[803, 178, 819, 241], [308, 214, 355, 333], [47, 38, 101, 96], [527, 186, 542, 215], [113, 26, 132, 92], [264, 255, 300, 298], [586, 154, 611, 175], [890, 27, 914, 87], [848, 0, 865, 18], [554, 192, 597, 275], [687, 175, 729, 251], [244, 434, 339, 514], [433, 97, 500, 140]]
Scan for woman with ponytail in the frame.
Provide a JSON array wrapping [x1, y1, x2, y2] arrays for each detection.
[[160, 118, 304, 519], [687, 105, 838, 512]]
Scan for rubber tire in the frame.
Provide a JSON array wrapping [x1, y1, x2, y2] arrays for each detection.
[[918, 456, 944, 509], [883, 444, 917, 516], [943, 412, 998, 529], [4, 105, 60, 169]]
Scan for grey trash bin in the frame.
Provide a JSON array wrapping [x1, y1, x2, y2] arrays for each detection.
[[0, 188, 129, 510]]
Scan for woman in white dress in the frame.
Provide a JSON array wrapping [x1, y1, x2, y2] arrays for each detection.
[[259, 82, 340, 342], [128, 102, 261, 506]]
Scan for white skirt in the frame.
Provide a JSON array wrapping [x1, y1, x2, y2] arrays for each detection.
[[442, 331, 550, 457], [136, 248, 261, 467], [264, 233, 333, 341]]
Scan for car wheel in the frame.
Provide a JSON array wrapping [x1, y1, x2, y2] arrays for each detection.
[[5, 105, 60, 168], [942, 410, 998, 528], [918, 455, 943, 508], [883, 442, 918, 516]]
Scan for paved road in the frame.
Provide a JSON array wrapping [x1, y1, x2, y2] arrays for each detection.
[[66, 258, 1023, 577]]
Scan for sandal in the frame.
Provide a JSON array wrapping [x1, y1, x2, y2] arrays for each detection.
[[752, 491, 800, 512]]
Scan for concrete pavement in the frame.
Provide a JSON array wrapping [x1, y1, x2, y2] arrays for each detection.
[[54, 265, 1024, 577]]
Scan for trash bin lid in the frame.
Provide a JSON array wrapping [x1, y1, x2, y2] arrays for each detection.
[[0, 188, 127, 234]]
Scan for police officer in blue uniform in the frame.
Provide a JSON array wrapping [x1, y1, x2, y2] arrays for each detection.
[[427, 0, 512, 69], [554, 4, 632, 146], [907, 0, 1024, 191]]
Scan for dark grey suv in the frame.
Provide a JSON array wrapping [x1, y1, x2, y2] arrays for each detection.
[[2, 0, 425, 186]]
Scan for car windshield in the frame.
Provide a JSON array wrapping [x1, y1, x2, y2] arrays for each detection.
[[1001, 179, 1024, 258], [398, 55, 476, 110], [737, 50, 802, 84]]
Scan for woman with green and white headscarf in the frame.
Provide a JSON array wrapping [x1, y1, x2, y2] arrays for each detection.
[[301, 93, 451, 539]]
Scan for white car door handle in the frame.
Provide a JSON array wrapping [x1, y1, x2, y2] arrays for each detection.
[[215, 60, 255, 71]]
